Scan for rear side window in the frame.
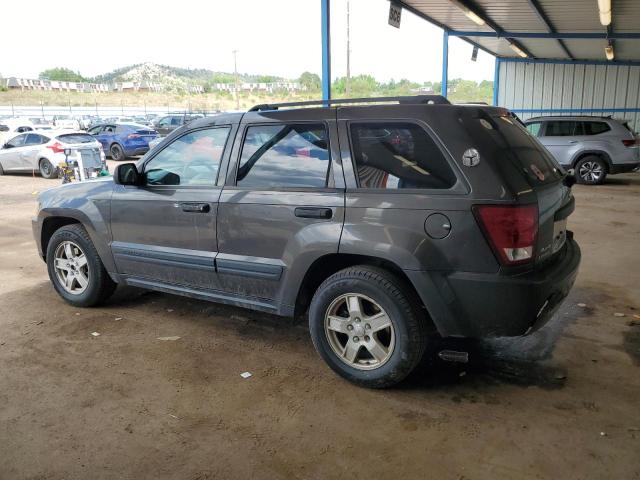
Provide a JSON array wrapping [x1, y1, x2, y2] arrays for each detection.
[[25, 133, 48, 145], [543, 121, 580, 136], [236, 124, 330, 188], [57, 133, 95, 144], [583, 121, 611, 135], [350, 122, 456, 190]]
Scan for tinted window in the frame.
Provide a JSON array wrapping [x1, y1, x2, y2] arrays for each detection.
[[525, 122, 542, 136], [157, 117, 171, 127], [25, 133, 48, 145], [461, 113, 563, 186], [350, 122, 456, 190], [5, 134, 27, 148], [57, 133, 95, 144], [583, 121, 611, 135], [170, 117, 182, 126], [237, 124, 330, 188], [144, 127, 230, 186], [0, 125, 9, 132], [88, 126, 103, 135], [16, 126, 33, 133], [544, 121, 580, 136]]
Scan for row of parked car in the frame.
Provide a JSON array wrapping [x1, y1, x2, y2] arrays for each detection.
[[0, 112, 212, 177]]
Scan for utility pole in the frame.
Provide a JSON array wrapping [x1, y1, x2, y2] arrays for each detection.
[[346, 0, 351, 96], [233, 49, 240, 110]]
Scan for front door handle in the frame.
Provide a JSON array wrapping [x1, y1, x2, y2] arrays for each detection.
[[294, 207, 333, 219], [181, 202, 210, 213]]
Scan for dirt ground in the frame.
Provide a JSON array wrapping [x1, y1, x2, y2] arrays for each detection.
[[1, 166, 639, 480]]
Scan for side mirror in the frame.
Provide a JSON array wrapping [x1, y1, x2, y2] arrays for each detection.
[[113, 163, 141, 186], [3, 143, 11, 149]]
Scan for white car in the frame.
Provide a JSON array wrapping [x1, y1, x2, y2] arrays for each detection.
[[52, 115, 80, 130], [0, 130, 105, 179], [0, 118, 35, 143]]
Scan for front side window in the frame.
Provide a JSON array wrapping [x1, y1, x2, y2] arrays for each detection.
[[525, 122, 542, 136], [5, 134, 27, 148], [157, 117, 171, 127], [544, 121, 579, 136], [144, 127, 230, 186], [350, 122, 456, 190], [236, 124, 330, 188]]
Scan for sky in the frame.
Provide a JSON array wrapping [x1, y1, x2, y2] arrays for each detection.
[[0, 0, 495, 83]]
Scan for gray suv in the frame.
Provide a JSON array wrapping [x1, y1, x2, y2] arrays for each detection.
[[32, 96, 581, 388], [524, 116, 639, 185]]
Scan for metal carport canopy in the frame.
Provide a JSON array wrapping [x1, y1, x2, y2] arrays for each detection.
[[318, 0, 640, 102]]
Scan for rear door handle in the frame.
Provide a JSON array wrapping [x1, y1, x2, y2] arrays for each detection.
[[294, 207, 333, 219], [181, 202, 210, 213]]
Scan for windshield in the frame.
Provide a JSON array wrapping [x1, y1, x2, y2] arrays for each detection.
[[57, 133, 95, 144]]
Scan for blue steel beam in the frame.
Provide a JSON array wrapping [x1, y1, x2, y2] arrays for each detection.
[[526, 0, 573, 59], [499, 57, 640, 67], [449, 30, 640, 40], [442, 30, 449, 98], [321, 0, 331, 103], [492, 57, 500, 106]]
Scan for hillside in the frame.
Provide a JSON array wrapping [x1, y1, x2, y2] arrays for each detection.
[[89, 62, 287, 92]]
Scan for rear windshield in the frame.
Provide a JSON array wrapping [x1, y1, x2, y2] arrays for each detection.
[[0, 125, 8, 132], [463, 110, 563, 185], [57, 133, 95, 144]]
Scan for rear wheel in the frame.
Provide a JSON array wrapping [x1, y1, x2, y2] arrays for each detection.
[[39, 158, 58, 179], [309, 266, 427, 388], [110, 143, 125, 161], [575, 156, 607, 185], [46, 224, 116, 307]]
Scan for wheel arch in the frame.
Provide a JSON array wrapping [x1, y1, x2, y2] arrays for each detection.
[[293, 253, 432, 325], [41, 216, 81, 260], [571, 150, 612, 172]]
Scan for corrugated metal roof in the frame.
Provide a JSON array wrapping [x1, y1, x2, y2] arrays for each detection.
[[401, 0, 640, 62]]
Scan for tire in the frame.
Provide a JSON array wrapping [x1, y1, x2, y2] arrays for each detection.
[[309, 266, 427, 388], [46, 224, 117, 307], [39, 158, 58, 179], [110, 143, 125, 161], [575, 155, 607, 185]]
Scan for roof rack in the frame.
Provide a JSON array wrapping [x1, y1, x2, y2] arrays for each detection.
[[248, 95, 450, 112]]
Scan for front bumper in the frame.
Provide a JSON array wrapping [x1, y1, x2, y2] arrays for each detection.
[[405, 235, 581, 338], [32, 217, 44, 259]]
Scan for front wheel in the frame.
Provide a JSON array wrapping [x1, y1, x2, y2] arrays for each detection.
[[46, 224, 117, 307], [110, 143, 125, 161], [309, 266, 427, 388], [39, 158, 58, 179], [575, 156, 607, 185]]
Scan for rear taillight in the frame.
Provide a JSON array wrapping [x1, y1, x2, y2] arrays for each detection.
[[47, 141, 65, 154], [622, 139, 638, 147], [127, 133, 141, 139], [473, 205, 538, 265]]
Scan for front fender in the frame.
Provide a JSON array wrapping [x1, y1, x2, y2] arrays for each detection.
[[36, 179, 116, 273]]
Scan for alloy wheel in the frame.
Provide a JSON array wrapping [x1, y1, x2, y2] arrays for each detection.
[[578, 160, 604, 183], [53, 241, 90, 294], [324, 293, 395, 370]]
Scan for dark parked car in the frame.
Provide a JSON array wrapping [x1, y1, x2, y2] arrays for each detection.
[[32, 96, 580, 388], [87, 123, 158, 160], [153, 113, 203, 136]]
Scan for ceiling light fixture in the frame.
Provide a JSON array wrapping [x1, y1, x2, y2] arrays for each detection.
[[605, 44, 614, 60], [509, 43, 528, 58], [449, 0, 486, 26], [597, 0, 611, 26]]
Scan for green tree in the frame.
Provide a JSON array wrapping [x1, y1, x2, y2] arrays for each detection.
[[39, 68, 85, 82], [299, 72, 321, 91]]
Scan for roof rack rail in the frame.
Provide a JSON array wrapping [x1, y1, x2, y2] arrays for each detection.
[[248, 95, 450, 112]]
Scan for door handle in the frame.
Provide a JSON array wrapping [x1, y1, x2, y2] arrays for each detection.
[[568, 141, 578, 144], [294, 207, 333, 219], [181, 202, 210, 213]]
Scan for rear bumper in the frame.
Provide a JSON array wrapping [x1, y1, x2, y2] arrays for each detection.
[[610, 162, 640, 174], [124, 146, 150, 156], [405, 234, 581, 338]]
